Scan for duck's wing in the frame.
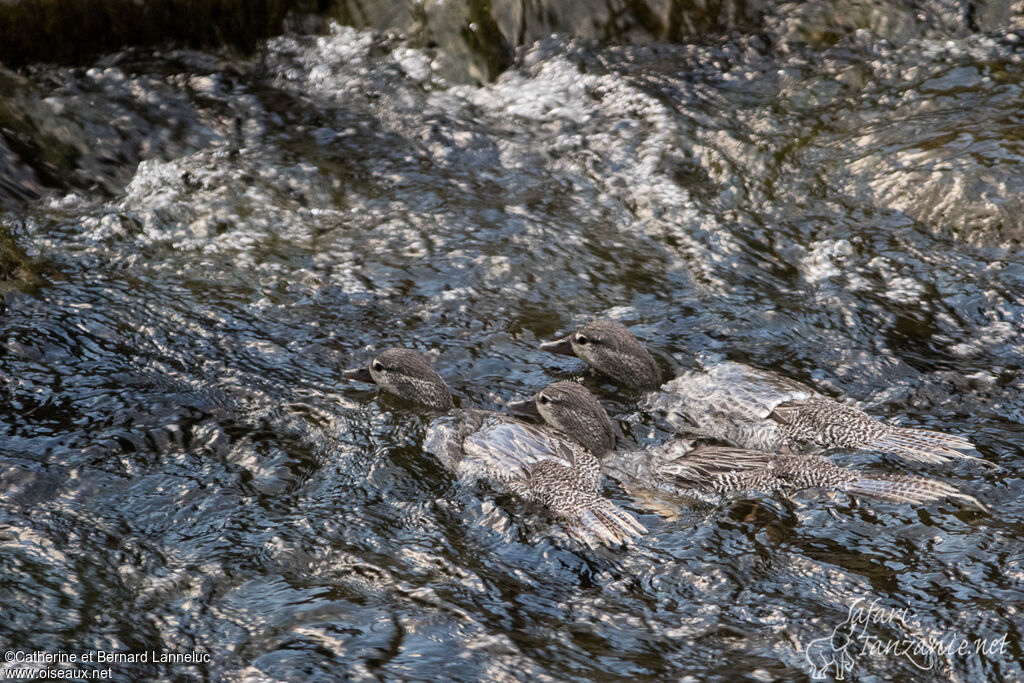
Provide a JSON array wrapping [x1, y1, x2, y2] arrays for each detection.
[[424, 411, 486, 472], [561, 494, 647, 548], [867, 427, 981, 464], [510, 459, 646, 548], [464, 417, 576, 468], [654, 444, 779, 485], [652, 446, 985, 508], [770, 398, 983, 464], [643, 361, 815, 449], [426, 412, 643, 548], [665, 361, 816, 420], [425, 411, 576, 483], [841, 473, 985, 508]]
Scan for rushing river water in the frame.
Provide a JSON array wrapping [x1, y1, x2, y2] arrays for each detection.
[[2, 14, 1024, 682]]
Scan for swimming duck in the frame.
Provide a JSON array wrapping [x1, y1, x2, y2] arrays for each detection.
[[510, 381, 982, 508], [540, 320, 979, 465], [343, 348, 645, 548]]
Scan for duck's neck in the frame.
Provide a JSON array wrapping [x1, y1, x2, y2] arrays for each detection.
[[409, 380, 453, 411]]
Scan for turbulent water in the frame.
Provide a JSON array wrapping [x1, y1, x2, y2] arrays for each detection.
[[2, 16, 1024, 682]]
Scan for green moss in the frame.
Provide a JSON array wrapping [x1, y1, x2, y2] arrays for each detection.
[[0, 223, 44, 293]]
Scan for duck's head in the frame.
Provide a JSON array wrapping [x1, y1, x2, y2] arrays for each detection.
[[509, 381, 615, 455], [539, 320, 662, 391], [343, 348, 453, 410]]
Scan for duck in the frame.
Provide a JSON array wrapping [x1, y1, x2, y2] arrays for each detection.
[[343, 348, 645, 548], [540, 320, 980, 465], [509, 381, 982, 508]]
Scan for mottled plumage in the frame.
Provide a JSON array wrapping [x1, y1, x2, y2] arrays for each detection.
[[344, 348, 453, 410], [427, 409, 643, 548], [541, 321, 980, 465], [540, 320, 662, 391], [344, 351, 643, 547], [513, 383, 982, 510], [646, 444, 982, 507]]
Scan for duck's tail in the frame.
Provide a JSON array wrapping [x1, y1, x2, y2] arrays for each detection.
[[563, 497, 647, 548], [842, 473, 986, 510], [870, 427, 983, 465], [654, 448, 986, 511]]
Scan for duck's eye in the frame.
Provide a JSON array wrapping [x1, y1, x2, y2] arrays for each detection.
[[372, 361, 384, 373], [576, 335, 589, 345], [538, 395, 550, 405]]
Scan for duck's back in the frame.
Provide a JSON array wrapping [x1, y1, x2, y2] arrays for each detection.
[[642, 360, 816, 451], [641, 360, 978, 464], [424, 410, 583, 485]]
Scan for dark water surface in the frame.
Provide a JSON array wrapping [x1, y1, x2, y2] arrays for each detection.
[[2, 18, 1024, 682]]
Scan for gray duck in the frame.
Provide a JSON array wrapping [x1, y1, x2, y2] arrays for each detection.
[[343, 348, 645, 548], [540, 320, 980, 465], [509, 380, 982, 508]]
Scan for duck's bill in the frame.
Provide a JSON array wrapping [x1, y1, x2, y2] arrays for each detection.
[[539, 334, 576, 356], [342, 365, 374, 383], [507, 398, 541, 418]]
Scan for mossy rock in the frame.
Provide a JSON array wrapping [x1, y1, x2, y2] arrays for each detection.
[[0, 223, 45, 294]]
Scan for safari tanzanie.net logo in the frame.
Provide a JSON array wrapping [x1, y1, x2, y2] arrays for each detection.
[[805, 597, 1009, 679]]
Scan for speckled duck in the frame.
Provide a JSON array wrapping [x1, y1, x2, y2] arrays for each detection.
[[343, 348, 645, 548], [540, 320, 980, 465], [509, 381, 981, 508]]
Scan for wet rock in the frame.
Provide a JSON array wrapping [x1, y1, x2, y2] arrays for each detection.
[[0, 223, 43, 293], [0, 0, 305, 67]]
